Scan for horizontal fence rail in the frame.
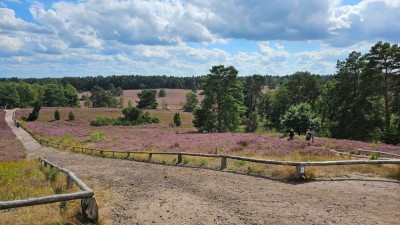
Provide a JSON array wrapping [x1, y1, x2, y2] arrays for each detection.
[[12, 111, 400, 181], [358, 149, 400, 158], [0, 156, 98, 222]]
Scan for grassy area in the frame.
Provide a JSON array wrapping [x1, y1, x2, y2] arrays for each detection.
[[0, 160, 97, 225]]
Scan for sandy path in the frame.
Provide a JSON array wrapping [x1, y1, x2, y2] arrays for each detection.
[[5, 110, 400, 225]]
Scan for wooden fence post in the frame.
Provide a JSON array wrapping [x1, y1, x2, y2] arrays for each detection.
[[148, 153, 152, 161], [81, 197, 98, 222], [66, 176, 73, 189], [220, 156, 227, 170], [126, 152, 130, 159], [177, 154, 182, 164], [295, 165, 305, 180]]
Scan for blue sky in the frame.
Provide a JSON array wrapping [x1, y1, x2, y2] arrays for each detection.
[[0, 0, 399, 78]]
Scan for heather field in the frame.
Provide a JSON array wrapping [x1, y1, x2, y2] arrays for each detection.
[[79, 88, 204, 109], [16, 107, 400, 157], [0, 110, 25, 161]]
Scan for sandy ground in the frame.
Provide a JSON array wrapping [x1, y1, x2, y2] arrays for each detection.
[[5, 110, 400, 225]]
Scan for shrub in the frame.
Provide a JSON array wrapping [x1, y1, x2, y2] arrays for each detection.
[[90, 132, 108, 142], [68, 111, 75, 121], [173, 113, 181, 126], [200, 159, 208, 166], [158, 88, 166, 97], [234, 160, 246, 167], [54, 110, 60, 121], [44, 169, 58, 182], [370, 153, 379, 160], [27, 101, 41, 121]]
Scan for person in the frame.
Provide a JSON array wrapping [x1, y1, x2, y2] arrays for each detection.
[[288, 128, 295, 146], [16, 121, 20, 128], [305, 129, 312, 145], [288, 128, 294, 141]]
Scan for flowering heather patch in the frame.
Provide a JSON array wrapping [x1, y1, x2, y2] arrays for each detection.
[[16, 108, 400, 158], [0, 111, 26, 161]]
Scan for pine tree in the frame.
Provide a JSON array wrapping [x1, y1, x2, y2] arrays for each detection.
[[193, 65, 245, 132]]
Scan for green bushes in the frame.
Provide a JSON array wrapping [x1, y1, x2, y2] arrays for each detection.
[[27, 101, 41, 121], [90, 107, 159, 126], [54, 110, 60, 121], [68, 111, 75, 121], [173, 113, 181, 126]]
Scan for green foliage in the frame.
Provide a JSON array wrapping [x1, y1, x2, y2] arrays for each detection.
[[173, 113, 182, 126], [234, 160, 246, 167], [244, 75, 265, 117], [183, 158, 190, 165], [281, 103, 320, 135], [245, 111, 259, 132], [90, 85, 117, 108], [68, 111, 75, 121], [43, 169, 58, 182], [200, 159, 208, 166], [54, 110, 61, 121], [137, 89, 158, 109], [369, 153, 379, 160], [158, 88, 166, 97], [90, 132, 108, 142], [183, 91, 198, 112], [90, 107, 159, 126], [27, 101, 41, 121], [193, 65, 245, 132], [0, 83, 20, 108]]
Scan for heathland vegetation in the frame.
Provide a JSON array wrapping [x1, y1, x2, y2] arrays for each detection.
[[3, 41, 400, 147], [0, 111, 87, 224]]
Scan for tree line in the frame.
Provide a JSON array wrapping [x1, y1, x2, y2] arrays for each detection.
[[0, 82, 79, 108], [193, 41, 399, 145], [1, 74, 310, 92]]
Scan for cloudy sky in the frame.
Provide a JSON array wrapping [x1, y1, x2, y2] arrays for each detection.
[[0, 0, 399, 77]]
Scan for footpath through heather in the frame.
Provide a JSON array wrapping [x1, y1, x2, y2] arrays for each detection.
[[5, 110, 400, 225]]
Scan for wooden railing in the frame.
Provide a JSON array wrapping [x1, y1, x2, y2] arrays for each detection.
[[12, 112, 400, 180], [0, 157, 98, 222], [358, 149, 400, 158]]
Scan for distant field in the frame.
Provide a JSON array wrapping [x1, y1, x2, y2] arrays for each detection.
[[79, 88, 204, 109]]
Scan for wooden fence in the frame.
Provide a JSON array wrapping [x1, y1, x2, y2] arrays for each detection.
[[12, 111, 400, 180], [0, 157, 98, 222]]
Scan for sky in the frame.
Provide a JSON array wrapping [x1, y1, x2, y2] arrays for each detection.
[[0, 0, 399, 78]]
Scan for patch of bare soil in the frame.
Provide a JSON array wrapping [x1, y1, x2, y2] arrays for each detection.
[[5, 110, 400, 225]]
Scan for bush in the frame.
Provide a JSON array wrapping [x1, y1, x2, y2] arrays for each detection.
[[27, 101, 41, 121], [90, 107, 159, 126], [90, 132, 108, 142], [68, 111, 75, 121], [158, 89, 166, 97], [173, 113, 181, 126], [54, 110, 60, 121]]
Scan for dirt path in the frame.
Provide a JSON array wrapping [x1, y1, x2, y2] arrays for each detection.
[[5, 110, 400, 225]]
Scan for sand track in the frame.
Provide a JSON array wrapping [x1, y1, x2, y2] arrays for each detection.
[[5, 110, 400, 225]]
